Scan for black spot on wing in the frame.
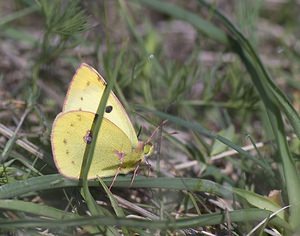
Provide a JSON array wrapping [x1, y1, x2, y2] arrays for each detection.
[[105, 105, 113, 113]]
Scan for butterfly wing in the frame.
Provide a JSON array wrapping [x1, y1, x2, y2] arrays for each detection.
[[51, 111, 142, 178], [63, 63, 137, 145]]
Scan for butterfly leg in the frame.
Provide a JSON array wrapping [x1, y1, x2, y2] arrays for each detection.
[[130, 160, 142, 187], [109, 151, 126, 190], [144, 156, 152, 176], [109, 167, 121, 190]]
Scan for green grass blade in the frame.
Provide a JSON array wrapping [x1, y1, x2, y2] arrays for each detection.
[[0, 199, 78, 219], [78, 67, 114, 217], [98, 177, 130, 236], [77, 51, 125, 235], [0, 175, 232, 199], [233, 188, 284, 219], [0, 208, 291, 232]]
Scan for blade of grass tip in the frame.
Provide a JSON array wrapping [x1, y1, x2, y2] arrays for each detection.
[[196, 0, 300, 228], [97, 178, 125, 217], [97, 177, 130, 236]]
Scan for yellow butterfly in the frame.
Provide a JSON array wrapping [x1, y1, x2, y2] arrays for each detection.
[[51, 63, 152, 180]]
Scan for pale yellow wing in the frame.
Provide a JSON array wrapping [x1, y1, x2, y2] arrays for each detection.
[[63, 63, 137, 144], [51, 110, 142, 179]]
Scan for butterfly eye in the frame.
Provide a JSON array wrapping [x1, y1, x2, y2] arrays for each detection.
[[105, 105, 113, 113], [143, 143, 153, 157]]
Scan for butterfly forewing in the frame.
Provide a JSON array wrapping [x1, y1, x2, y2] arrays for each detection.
[[63, 63, 138, 145]]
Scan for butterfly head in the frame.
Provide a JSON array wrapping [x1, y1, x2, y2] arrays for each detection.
[[136, 141, 153, 158]]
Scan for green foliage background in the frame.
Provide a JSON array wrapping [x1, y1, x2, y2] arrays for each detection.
[[0, 0, 299, 235]]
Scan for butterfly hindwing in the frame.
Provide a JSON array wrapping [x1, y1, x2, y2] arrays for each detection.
[[51, 110, 141, 178]]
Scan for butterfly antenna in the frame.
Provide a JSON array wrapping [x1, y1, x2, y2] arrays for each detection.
[[137, 126, 142, 138], [145, 120, 168, 144], [130, 158, 152, 186], [109, 151, 125, 190]]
